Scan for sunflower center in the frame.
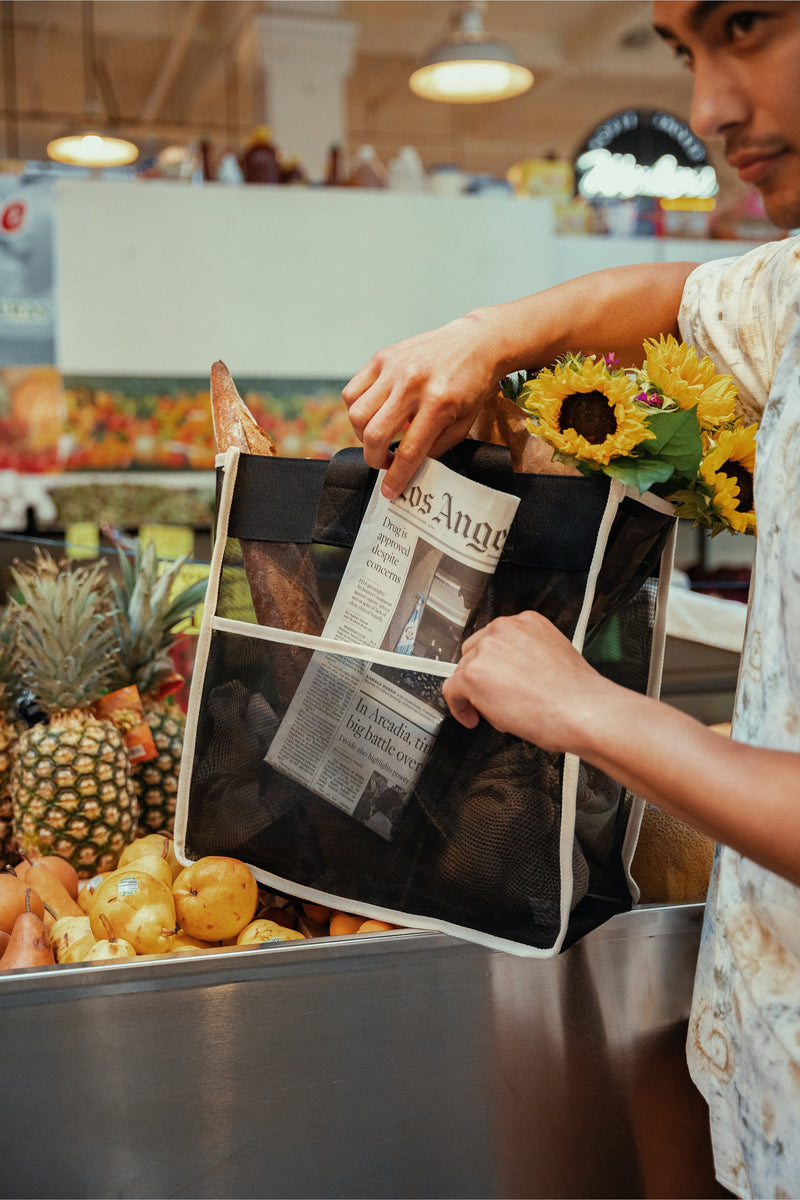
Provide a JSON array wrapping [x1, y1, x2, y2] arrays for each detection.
[[558, 391, 617, 444], [725, 463, 754, 512]]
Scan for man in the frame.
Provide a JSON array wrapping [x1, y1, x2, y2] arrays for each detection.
[[343, 5, 800, 1196]]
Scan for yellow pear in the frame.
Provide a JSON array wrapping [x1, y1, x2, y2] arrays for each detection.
[[118, 834, 182, 882], [236, 919, 306, 946], [77, 873, 112, 914], [49, 915, 92, 962], [169, 930, 222, 955], [173, 856, 258, 942], [119, 853, 173, 890], [89, 868, 177, 956], [83, 937, 137, 962], [82, 912, 137, 961], [59, 932, 97, 963]]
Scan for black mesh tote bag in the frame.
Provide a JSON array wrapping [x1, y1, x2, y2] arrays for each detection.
[[174, 439, 676, 956]]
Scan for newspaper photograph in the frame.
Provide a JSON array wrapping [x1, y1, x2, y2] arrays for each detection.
[[265, 455, 520, 838]]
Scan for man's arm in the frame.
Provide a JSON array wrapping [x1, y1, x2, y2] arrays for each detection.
[[344, 260, 697, 498], [443, 612, 800, 887]]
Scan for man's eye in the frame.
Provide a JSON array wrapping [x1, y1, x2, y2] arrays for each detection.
[[672, 42, 694, 68], [727, 10, 766, 38]]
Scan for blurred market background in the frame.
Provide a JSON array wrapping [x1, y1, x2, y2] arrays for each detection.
[[0, 0, 773, 722]]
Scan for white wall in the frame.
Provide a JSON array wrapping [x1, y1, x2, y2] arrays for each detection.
[[54, 179, 762, 379], [54, 181, 556, 377]]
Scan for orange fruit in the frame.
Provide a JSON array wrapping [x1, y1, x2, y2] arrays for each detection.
[[357, 920, 395, 933], [328, 912, 364, 937], [301, 902, 332, 924]]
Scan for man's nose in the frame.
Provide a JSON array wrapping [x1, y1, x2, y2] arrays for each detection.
[[689, 59, 750, 141]]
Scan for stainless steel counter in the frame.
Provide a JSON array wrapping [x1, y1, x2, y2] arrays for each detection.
[[0, 903, 725, 1199]]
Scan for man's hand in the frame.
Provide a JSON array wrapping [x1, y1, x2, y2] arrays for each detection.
[[343, 312, 503, 498], [443, 611, 608, 753]]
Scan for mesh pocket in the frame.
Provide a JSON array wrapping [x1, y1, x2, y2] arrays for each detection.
[[184, 632, 589, 949]]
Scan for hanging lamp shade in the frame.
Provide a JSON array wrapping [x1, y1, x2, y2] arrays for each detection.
[[409, 2, 533, 103], [47, 131, 139, 168], [46, 1, 138, 169]]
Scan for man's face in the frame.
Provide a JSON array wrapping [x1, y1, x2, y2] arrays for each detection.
[[653, 1, 800, 229]]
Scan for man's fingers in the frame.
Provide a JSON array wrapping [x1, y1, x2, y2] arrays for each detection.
[[342, 359, 380, 406], [441, 681, 481, 729], [379, 397, 479, 498]]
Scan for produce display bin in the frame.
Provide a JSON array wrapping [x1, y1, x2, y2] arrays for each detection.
[[0, 902, 723, 1200]]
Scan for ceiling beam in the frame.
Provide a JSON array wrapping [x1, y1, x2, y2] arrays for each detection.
[[140, 0, 206, 124]]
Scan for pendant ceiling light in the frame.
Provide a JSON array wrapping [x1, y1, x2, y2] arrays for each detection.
[[47, 1, 138, 168], [409, 1, 533, 104]]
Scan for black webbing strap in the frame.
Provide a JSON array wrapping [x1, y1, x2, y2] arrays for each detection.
[[223, 455, 329, 543], [220, 441, 612, 570], [314, 445, 379, 546]]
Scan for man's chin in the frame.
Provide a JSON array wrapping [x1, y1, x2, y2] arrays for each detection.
[[760, 184, 800, 232]]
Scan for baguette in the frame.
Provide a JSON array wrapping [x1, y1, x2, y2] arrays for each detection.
[[210, 360, 279, 458], [210, 361, 324, 707]]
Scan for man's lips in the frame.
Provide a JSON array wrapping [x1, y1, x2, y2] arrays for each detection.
[[728, 147, 788, 185]]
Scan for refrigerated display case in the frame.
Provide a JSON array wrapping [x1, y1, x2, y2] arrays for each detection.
[[0, 902, 723, 1199]]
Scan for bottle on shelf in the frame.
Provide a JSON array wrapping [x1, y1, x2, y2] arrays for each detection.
[[199, 138, 215, 182], [217, 149, 244, 184], [325, 143, 344, 187], [240, 126, 281, 184], [387, 145, 426, 192], [347, 145, 386, 189]]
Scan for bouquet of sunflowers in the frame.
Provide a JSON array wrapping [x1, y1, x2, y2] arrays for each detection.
[[501, 335, 756, 536]]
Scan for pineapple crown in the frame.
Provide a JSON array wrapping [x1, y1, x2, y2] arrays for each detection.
[[108, 538, 207, 696], [0, 605, 16, 712], [9, 550, 121, 715]]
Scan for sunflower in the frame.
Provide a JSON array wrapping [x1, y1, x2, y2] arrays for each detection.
[[518, 355, 654, 467], [642, 335, 739, 431], [699, 423, 757, 534]]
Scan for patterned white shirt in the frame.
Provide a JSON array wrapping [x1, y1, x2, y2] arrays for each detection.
[[678, 235, 800, 1199]]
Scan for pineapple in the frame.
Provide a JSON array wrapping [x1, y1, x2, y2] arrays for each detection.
[[0, 607, 23, 868], [9, 552, 137, 877], [109, 539, 207, 836]]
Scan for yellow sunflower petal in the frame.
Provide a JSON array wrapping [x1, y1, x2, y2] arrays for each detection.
[[642, 334, 739, 430], [699, 423, 758, 534]]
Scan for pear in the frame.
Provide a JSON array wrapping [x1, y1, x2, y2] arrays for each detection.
[[83, 937, 137, 962], [77, 874, 112, 914], [90, 868, 177, 956], [118, 834, 182, 882], [236, 919, 306, 946], [49, 915, 93, 962], [1, 889, 55, 970], [120, 854, 173, 890], [169, 930, 222, 955], [59, 932, 97, 963], [82, 912, 137, 961], [173, 856, 258, 942]]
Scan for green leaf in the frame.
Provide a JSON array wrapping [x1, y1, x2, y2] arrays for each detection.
[[500, 371, 533, 403], [550, 448, 600, 477], [642, 407, 703, 476], [602, 457, 676, 492]]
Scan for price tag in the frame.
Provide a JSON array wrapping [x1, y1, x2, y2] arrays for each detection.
[[65, 522, 99, 560]]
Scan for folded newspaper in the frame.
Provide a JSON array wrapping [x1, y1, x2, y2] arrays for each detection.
[[266, 455, 520, 839]]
